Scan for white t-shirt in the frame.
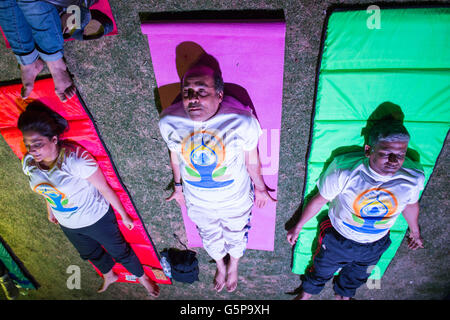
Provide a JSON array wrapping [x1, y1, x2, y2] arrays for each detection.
[[159, 96, 262, 209], [22, 143, 109, 229], [317, 152, 425, 243]]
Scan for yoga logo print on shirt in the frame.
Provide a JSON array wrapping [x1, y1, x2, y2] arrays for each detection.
[[33, 183, 79, 213], [345, 188, 398, 234], [181, 130, 234, 188]]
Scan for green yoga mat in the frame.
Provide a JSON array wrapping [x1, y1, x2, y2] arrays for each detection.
[[0, 236, 38, 290], [292, 6, 450, 280]]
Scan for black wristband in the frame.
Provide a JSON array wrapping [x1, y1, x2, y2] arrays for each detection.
[[174, 182, 182, 187]]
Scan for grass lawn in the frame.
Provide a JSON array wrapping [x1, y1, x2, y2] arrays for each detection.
[[0, 0, 448, 301]]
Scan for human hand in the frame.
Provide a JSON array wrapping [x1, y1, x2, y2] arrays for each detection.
[[407, 231, 424, 250], [286, 225, 302, 246], [48, 213, 59, 225], [121, 214, 134, 230], [254, 188, 277, 208], [166, 186, 186, 207]]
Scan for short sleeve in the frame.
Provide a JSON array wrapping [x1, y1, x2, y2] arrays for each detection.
[[21, 154, 34, 177], [69, 147, 98, 179], [159, 117, 181, 152], [317, 158, 344, 201], [407, 173, 425, 204], [242, 117, 263, 151]]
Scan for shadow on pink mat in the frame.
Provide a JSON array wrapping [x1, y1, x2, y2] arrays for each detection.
[[156, 42, 260, 121]]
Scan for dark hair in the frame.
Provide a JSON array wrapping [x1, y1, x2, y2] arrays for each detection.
[[181, 63, 224, 95], [194, 53, 223, 94], [212, 72, 224, 94], [17, 101, 68, 140], [368, 120, 410, 147]]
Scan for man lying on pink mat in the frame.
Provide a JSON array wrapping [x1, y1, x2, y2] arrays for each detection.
[[159, 63, 276, 293]]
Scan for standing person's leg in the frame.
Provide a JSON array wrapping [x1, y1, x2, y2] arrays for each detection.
[[0, 0, 37, 62], [16, 0, 63, 61], [15, 0, 75, 102], [0, 0, 44, 98], [87, 207, 160, 297], [333, 233, 391, 299], [187, 204, 228, 292]]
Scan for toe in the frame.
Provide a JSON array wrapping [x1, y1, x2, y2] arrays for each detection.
[[55, 90, 68, 102], [151, 284, 160, 297], [65, 85, 76, 99], [226, 280, 237, 293], [21, 86, 32, 99], [214, 281, 225, 292]]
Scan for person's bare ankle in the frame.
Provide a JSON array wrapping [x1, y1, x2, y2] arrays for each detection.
[[226, 256, 239, 293], [138, 274, 160, 298], [46, 58, 75, 102], [293, 289, 312, 300], [97, 270, 118, 293], [214, 258, 227, 292], [20, 59, 44, 99], [335, 294, 351, 300]]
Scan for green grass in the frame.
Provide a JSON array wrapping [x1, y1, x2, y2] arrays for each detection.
[[0, 0, 449, 300]]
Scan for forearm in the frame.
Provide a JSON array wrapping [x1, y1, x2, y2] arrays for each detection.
[[246, 164, 266, 191], [86, 168, 129, 219], [99, 186, 128, 218], [287, 193, 329, 244], [46, 201, 53, 218], [245, 148, 266, 191], [166, 150, 185, 206], [402, 202, 420, 234], [294, 193, 329, 230], [169, 150, 182, 184]]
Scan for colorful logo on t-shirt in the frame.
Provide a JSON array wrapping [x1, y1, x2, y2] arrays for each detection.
[[344, 188, 398, 234], [33, 183, 78, 213], [181, 130, 234, 188]]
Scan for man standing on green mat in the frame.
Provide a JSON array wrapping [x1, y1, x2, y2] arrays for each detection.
[[287, 121, 425, 300]]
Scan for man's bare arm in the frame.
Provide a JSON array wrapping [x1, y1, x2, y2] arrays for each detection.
[[165, 150, 185, 207], [245, 147, 276, 208], [286, 193, 329, 245], [402, 201, 424, 250]]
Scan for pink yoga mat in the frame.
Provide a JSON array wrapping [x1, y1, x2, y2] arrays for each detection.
[[141, 20, 286, 251], [0, 0, 117, 48]]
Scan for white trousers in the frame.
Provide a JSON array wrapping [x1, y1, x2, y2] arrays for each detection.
[[186, 196, 253, 261]]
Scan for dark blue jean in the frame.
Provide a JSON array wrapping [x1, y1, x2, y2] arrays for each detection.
[[302, 221, 391, 298], [59, 206, 144, 277], [0, 0, 63, 65]]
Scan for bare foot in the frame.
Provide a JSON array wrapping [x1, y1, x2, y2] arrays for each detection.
[[138, 274, 160, 298], [20, 59, 44, 99], [46, 58, 76, 102], [214, 268, 226, 292], [214, 258, 227, 292], [293, 289, 312, 300], [226, 256, 239, 293], [335, 294, 351, 300], [97, 270, 118, 293]]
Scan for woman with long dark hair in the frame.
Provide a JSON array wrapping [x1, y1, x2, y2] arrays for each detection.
[[18, 101, 160, 297]]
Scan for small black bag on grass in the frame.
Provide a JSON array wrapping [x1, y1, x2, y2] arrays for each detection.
[[160, 234, 199, 284]]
